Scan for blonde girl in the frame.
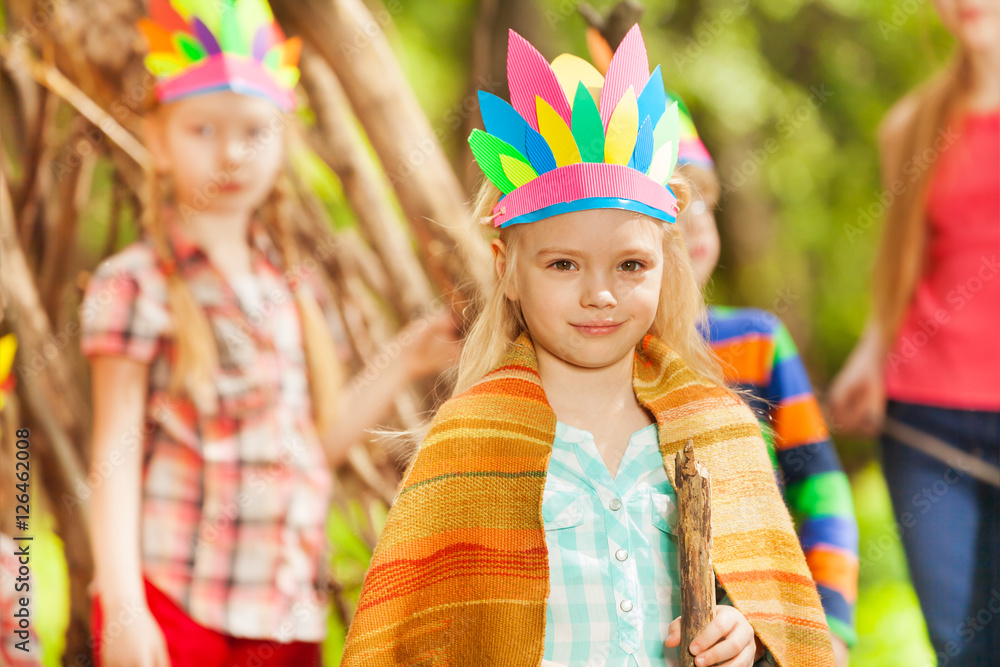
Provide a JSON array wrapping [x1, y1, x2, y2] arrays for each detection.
[[82, 1, 458, 665], [342, 25, 833, 667]]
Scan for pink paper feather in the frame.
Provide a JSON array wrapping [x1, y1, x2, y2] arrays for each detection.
[[507, 30, 572, 131], [599, 24, 650, 130]]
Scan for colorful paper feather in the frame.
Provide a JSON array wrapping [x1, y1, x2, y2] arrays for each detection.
[[668, 91, 715, 168], [468, 24, 682, 228], [137, 0, 300, 111]]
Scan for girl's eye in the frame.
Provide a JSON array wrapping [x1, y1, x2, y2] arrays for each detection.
[[551, 260, 576, 271], [248, 126, 265, 140], [620, 260, 644, 272], [195, 124, 216, 138]]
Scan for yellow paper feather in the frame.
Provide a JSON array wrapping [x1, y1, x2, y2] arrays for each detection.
[[537, 97, 581, 167], [604, 87, 638, 166], [550, 54, 604, 110], [499, 154, 538, 188]]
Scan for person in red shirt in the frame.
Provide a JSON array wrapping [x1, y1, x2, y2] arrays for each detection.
[[830, 1, 999, 665]]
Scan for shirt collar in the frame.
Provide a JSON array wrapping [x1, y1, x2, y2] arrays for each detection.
[[160, 207, 282, 270]]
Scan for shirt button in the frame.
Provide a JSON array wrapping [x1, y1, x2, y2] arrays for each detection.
[[620, 599, 633, 612], [609, 498, 622, 511], [615, 549, 628, 562]]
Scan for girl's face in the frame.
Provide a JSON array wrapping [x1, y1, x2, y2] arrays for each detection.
[[677, 166, 721, 287], [146, 91, 286, 215], [932, 0, 1000, 53], [493, 209, 664, 370]]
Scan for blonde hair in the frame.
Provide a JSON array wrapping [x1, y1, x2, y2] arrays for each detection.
[[453, 175, 723, 396], [140, 116, 343, 435], [872, 51, 969, 350]]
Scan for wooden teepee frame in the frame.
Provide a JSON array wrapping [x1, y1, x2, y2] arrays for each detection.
[[0, 0, 492, 661]]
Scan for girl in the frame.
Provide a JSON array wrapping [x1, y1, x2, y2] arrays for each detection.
[[670, 100, 857, 667], [830, 0, 999, 664], [81, 1, 459, 665], [342, 26, 832, 667]]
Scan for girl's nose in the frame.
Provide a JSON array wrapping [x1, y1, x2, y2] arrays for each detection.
[[582, 274, 617, 309], [223, 134, 244, 166]]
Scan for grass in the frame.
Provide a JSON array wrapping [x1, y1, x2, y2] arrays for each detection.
[[850, 461, 935, 667]]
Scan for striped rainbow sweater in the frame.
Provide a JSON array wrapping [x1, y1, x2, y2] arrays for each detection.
[[342, 332, 834, 666], [702, 306, 859, 646]]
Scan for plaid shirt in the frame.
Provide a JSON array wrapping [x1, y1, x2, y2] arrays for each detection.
[[80, 212, 346, 641], [542, 421, 776, 666]]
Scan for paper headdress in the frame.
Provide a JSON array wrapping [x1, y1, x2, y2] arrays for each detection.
[[669, 93, 714, 169], [469, 25, 682, 228], [137, 0, 301, 112]]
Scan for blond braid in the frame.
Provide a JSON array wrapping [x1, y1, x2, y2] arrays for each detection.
[[141, 164, 219, 413], [263, 175, 343, 436]]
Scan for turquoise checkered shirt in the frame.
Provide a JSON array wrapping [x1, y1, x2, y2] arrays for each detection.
[[542, 421, 776, 666]]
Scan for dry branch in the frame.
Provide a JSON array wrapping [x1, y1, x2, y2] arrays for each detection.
[[674, 440, 715, 667]]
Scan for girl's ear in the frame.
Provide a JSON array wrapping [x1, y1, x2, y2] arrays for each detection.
[[490, 237, 518, 302]]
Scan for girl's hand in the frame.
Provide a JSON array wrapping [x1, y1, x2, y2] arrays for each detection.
[[664, 606, 763, 666], [100, 603, 170, 667], [400, 310, 462, 381], [828, 328, 885, 438]]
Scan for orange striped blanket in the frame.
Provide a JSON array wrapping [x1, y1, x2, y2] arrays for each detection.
[[342, 332, 834, 666]]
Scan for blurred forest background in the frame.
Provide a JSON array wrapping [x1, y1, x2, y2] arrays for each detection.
[[1, 0, 955, 665]]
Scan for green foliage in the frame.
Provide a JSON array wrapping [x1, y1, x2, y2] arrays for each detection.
[[25, 2, 954, 664]]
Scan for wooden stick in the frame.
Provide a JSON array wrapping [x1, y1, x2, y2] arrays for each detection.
[[675, 440, 715, 667]]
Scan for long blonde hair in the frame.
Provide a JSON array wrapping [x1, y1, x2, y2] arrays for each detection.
[[872, 51, 969, 349], [452, 175, 723, 396], [140, 135, 343, 435]]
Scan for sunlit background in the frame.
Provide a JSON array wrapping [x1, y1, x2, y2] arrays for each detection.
[[6, 0, 956, 664]]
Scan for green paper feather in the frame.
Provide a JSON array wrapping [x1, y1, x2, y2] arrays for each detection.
[[499, 154, 538, 188], [173, 32, 208, 62], [571, 82, 604, 163], [469, 129, 536, 194], [219, 0, 247, 56], [652, 102, 680, 180], [262, 48, 281, 71]]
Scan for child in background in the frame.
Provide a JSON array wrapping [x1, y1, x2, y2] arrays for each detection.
[[671, 101, 858, 666], [342, 25, 832, 667], [81, 1, 459, 665]]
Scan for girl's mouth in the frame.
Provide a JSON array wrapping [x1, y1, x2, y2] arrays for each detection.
[[571, 321, 624, 336]]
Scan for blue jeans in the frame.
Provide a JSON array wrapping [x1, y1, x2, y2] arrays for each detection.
[[880, 401, 1000, 667]]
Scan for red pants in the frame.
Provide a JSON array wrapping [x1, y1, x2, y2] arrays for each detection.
[[91, 578, 321, 667]]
